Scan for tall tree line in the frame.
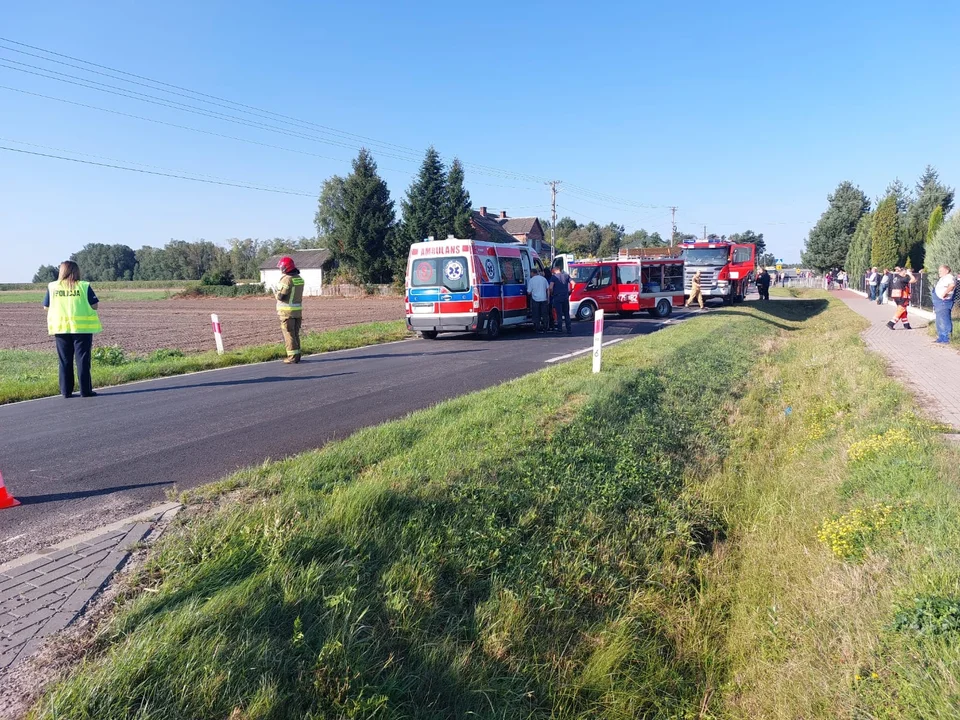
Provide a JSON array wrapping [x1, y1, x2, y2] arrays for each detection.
[[805, 166, 954, 276], [314, 147, 474, 284], [32, 237, 323, 284]]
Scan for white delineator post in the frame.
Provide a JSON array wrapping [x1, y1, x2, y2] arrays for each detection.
[[592, 309, 604, 374], [211, 313, 224, 355]]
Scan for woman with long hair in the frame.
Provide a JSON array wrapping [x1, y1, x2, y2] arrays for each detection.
[[43, 261, 102, 398]]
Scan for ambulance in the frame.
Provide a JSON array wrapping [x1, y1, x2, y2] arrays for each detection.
[[405, 237, 545, 339]]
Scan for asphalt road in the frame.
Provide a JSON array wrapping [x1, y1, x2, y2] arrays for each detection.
[[0, 311, 694, 556]]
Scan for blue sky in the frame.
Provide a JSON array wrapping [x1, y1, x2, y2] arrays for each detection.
[[2, 0, 959, 281]]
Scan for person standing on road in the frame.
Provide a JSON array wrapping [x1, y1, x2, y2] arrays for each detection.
[[868, 267, 879, 301], [887, 267, 916, 330], [44, 260, 102, 399], [526, 267, 550, 333], [685, 270, 705, 309], [549, 266, 573, 334], [756, 268, 771, 301], [275, 256, 305, 363], [932, 264, 956, 344]]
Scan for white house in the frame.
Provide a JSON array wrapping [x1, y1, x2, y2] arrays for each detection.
[[258, 249, 331, 297]]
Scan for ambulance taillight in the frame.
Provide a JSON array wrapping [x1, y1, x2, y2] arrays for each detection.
[[472, 287, 480, 310]]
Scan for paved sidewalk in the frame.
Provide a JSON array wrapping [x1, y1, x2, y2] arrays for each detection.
[[0, 503, 179, 672], [836, 290, 960, 429]]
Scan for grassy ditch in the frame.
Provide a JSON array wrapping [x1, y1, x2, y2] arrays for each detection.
[[31, 303, 783, 719], [0, 321, 408, 404], [30, 295, 960, 719], [698, 290, 960, 718]]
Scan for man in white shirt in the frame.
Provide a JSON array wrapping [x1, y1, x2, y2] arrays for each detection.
[[526, 267, 550, 333], [933, 264, 956, 344], [868, 267, 879, 301]]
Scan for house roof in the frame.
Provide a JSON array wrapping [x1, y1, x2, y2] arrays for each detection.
[[499, 216, 542, 236], [471, 211, 519, 243], [259, 249, 331, 270]]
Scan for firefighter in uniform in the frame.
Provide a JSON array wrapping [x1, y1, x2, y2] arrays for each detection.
[[685, 270, 705, 309], [275, 256, 305, 363], [887, 267, 915, 330]]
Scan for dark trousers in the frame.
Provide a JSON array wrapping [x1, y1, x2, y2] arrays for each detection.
[[55, 333, 93, 397], [532, 300, 548, 331], [553, 298, 571, 332], [758, 285, 769, 300]]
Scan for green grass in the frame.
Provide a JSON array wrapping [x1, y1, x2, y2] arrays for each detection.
[[0, 321, 409, 404], [29, 295, 960, 718], [0, 290, 177, 303], [29, 302, 786, 719], [695, 290, 960, 718]]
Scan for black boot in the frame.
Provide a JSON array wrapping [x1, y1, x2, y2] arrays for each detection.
[[887, 321, 895, 329], [903, 323, 911, 330]]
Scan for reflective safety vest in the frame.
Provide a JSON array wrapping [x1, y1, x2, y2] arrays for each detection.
[[47, 281, 103, 335], [275, 274, 305, 318]]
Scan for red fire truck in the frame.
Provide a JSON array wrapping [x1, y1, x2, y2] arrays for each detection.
[[569, 257, 685, 321], [679, 239, 756, 305]]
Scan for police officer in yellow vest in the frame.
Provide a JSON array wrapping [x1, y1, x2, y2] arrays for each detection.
[[44, 261, 102, 398], [275, 256, 305, 364]]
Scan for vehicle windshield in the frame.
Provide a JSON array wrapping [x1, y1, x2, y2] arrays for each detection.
[[569, 265, 597, 283], [681, 248, 729, 266], [410, 257, 470, 292]]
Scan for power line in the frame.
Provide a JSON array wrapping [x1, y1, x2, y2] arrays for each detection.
[[0, 144, 317, 197], [0, 38, 431, 159], [0, 36, 665, 194], [0, 51, 548, 185], [0, 36, 680, 214], [1, 137, 317, 194]]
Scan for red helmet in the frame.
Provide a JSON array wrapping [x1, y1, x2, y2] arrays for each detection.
[[277, 256, 296, 273]]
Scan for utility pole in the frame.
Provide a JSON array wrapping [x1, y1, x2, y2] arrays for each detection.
[[669, 206, 677, 247], [547, 180, 561, 259], [703, 225, 707, 240]]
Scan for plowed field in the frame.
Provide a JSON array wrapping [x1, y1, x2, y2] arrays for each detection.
[[0, 296, 405, 353]]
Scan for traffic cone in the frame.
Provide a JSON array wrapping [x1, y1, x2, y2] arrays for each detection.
[[0, 472, 21, 509]]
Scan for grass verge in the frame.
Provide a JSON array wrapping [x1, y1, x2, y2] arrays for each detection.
[[0, 321, 409, 404], [697, 290, 960, 718], [30, 294, 960, 718], [31, 301, 783, 719]]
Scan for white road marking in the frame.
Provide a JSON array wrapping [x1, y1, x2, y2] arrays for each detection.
[[545, 338, 624, 364]]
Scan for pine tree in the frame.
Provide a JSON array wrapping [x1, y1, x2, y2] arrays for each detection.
[[334, 149, 396, 284], [801, 181, 870, 271], [393, 147, 447, 273], [445, 158, 473, 239], [870, 195, 899, 270], [903, 166, 954, 270]]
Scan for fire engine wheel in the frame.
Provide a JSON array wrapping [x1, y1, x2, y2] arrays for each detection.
[[419, 330, 439, 340], [576, 302, 596, 322], [655, 298, 673, 318], [483, 312, 501, 340]]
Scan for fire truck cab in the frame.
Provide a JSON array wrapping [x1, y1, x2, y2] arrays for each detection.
[[679, 239, 755, 305], [405, 237, 544, 340], [569, 257, 685, 322]]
